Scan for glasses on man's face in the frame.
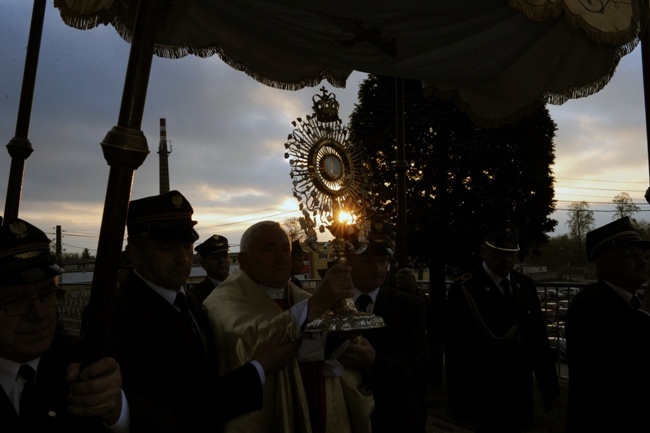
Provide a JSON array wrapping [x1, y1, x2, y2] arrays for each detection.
[[0, 286, 65, 317]]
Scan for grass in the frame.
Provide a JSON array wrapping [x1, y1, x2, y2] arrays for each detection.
[[427, 375, 568, 433]]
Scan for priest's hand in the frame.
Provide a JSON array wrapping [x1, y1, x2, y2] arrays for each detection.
[[66, 357, 124, 426], [338, 336, 376, 370], [254, 329, 302, 374], [308, 263, 354, 321], [395, 267, 419, 294]]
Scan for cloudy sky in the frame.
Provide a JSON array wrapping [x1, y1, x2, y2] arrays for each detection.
[[2, 1, 649, 255]]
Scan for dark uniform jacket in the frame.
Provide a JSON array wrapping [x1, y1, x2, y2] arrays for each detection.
[[566, 280, 650, 432], [445, 268, 559, 432], [362, 285, 431, 433], [189, 277, 218, 305], [1, 333, 109, 433], [111, 272, 262, 433]]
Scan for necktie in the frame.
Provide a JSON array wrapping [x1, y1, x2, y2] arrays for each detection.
[[631, 294, 642, 310], [175, 292, 205, 353], [356, 294, 372, 313], [18, 364, 35, 416], [174, 292, 193, 326], [500, 278, 511, 297]]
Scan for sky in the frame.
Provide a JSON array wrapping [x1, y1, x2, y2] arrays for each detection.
[[1, 1, 650, 255]]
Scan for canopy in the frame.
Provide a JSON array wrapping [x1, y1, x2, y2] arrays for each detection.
[[54, 0, 646, 126], [6, 0, 646, 367]]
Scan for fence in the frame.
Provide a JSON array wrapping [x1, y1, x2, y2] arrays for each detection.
[[58, 280, 587, 377]]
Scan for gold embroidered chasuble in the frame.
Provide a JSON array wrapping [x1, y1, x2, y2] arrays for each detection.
[[203, 269, 373, 433]]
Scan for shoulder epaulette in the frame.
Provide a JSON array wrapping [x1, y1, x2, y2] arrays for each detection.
[[455, 272, 472, 285]]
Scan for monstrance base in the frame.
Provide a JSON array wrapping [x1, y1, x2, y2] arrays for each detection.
[[305, 309, 385, 332]]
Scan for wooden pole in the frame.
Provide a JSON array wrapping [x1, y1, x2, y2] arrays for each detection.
[[3, 0, 45, 221], [78, 0, 160, 366], [642, 5, 650, 203]]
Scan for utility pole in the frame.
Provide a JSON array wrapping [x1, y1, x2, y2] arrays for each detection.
[[158, 118, 172, 194], [55, 225, 62, 264]]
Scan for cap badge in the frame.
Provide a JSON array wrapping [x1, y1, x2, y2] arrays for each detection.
[[15, 251, 42, 260], [9, 220, 28, 238], [171, 194, 184, 208]]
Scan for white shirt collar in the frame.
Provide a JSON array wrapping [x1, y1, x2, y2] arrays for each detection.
[[353, 287, 380, 303], [258, 284, 287, 300], [602, 280, 636, 305], [0, 357, 40, 397], [134, 270, 186, 305], [483, 262, 510, 289]]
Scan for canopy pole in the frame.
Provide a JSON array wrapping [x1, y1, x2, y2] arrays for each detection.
[[3, 0, 45, 222], [79, 0, 159, 367], [394, 78, 408, 268], [643, 8, 650, 203]]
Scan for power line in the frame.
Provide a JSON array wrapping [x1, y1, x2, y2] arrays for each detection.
[[45, 179, 650, 252], [56, 205, 301, 253], [556, 177, 647, 184]]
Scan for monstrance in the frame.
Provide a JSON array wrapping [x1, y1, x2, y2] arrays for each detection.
[[284, 87, 385, 332]]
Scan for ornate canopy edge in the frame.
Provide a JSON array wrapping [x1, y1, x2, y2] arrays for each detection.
[[508, 0, 648, 46], [53, 0, 349, 91]]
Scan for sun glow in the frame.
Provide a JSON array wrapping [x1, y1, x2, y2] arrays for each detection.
[[338, 211, 353, 225]]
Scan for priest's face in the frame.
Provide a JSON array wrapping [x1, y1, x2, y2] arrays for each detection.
[[240, 225, 292, 289]]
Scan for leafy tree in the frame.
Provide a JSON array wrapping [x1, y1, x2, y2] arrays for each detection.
[[612, 192, 640, 220], [634, 219, 650, 240], [566, 201, 594, 265], [348, 76, 557, 385], [283, 217, 304, 242], [348, 75, 558, 274]]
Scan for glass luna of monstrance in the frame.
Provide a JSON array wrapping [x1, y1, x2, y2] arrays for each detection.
[[284, 87, 385, 332]]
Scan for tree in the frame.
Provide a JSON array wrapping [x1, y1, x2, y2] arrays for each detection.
[[636, 219, 650, 240], [348, 75, 558, 273], [612, 192, 640, 220], [282, 217, 304, 242], [348, 76, 558, 385], [566, 201, 594, 265]]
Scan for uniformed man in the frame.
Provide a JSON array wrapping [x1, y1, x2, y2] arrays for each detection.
[[111, 191, 298, 433], [566, 216, 650, 432], [191, 235, 231, 304], [339, 216, 431, 433], [444, 225, 559, 432], [0, 218, 127, 432]]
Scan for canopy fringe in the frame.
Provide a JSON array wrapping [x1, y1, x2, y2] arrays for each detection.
[[545, 35, 640, 105], [53, 0, 116, 30], [53, 0, 346, 91], [149, 43, 347, 90], [207, 48, 348, 90], [508, 0, 644, 46], [54, 0, 180, 37], [425, 27, 641, 130]]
